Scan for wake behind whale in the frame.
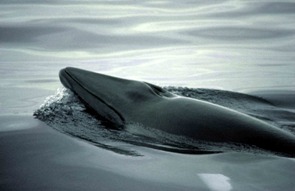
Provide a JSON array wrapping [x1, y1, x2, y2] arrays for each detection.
[[34, 67, 295, 157]]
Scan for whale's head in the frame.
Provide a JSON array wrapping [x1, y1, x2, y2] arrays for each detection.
[[59, 67, 174, 126]]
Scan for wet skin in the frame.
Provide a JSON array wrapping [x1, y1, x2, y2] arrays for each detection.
[[60, 67, 295, 157]]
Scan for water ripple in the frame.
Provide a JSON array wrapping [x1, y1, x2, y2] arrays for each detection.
[[0, 0, 294, 90]]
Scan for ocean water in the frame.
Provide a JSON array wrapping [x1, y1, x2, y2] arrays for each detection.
[[1, 0, 295, 190], [1, 0, 295, 90]]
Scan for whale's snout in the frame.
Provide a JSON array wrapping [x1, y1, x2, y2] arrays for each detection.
[[59, 67, 73, 90], [58, 67, 126, 125]]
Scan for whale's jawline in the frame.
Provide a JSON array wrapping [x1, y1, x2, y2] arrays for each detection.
[[60, 68, 125, 126]]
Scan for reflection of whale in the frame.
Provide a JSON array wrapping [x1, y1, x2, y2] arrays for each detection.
[[59, 67, 295, 157]]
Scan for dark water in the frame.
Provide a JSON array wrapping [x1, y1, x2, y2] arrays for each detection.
[[1, 0, 295, 190]]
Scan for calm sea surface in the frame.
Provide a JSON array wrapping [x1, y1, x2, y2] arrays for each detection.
[[1, 1, 295, 190], [1, 0, 295, 91]]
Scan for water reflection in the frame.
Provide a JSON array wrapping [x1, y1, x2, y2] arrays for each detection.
[[0, 0, 294, 90], [198, 173, 232, 191]]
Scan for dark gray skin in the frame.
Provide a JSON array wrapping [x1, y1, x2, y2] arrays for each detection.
[[60, 67, 295, 157]]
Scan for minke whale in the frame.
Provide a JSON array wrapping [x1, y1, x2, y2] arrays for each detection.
[[59, 67, 295, 157]]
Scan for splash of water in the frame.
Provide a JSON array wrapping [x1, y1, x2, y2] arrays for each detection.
[[34, 87, 293, 156]]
